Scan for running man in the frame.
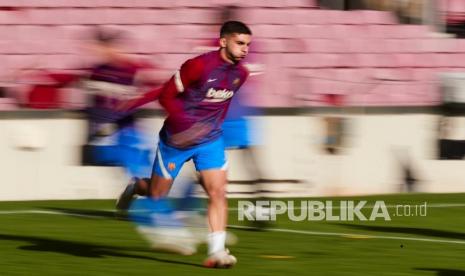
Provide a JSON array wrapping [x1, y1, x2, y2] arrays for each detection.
[[116, 21, 252, 268]]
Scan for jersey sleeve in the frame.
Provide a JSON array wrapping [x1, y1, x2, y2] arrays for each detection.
[[119, 56, 204, 113], [156, 57, 205, 118], [173, 57, 204, 93]]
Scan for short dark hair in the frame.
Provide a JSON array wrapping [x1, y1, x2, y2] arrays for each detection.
[[93, 26, 125, 45], [220, 21, 252, 37]]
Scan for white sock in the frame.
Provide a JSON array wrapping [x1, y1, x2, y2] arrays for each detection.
[[208, 231, 226, 255]]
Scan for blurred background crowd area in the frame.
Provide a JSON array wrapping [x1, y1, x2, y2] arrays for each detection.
[[0, 0, 464, 110]]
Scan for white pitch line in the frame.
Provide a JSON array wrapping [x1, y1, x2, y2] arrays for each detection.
[[0, 202, 464, 214], [226, 203, 465, 211], [0, 210, 103, 219], [228, 225, 465, 245], [0, 209, 464, 245]]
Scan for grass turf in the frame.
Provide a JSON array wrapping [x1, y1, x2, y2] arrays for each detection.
[[0, 193, 464, 276]]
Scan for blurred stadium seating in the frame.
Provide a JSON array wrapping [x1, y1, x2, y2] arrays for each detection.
[[0, 1, 463, 107]]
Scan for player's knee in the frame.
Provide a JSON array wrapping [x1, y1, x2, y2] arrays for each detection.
[[207, 185, 226, 200], [149, 177, 173, 199], [150, 186, 170, 199]]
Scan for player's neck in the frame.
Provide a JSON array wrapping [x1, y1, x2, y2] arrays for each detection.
[[219, 48, 236, 65], [106, 53, 130, 67]]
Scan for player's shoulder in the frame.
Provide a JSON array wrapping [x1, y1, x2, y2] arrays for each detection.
[[238, 62, 249, 74], [191, 50, 218, 64], [237, 62, 250, 79], [181, 51, 218, 72], [198, 50, 219, 61], [181, 52, 207, 69]]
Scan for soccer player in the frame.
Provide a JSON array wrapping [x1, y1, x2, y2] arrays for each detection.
[[18, 27, 158, 185], [116, 21, 252, 268], [79, 27, 157, 180], [193, 6, 268, 229]]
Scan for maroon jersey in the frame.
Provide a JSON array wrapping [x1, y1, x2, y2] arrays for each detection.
[[128, 50, 249, 148]]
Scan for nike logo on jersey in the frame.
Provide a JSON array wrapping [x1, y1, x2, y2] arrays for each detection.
[[207, 78, 217, 83]]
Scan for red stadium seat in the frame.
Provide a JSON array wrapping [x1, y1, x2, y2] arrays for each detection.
[[240, 9, 283, 25], [27, 9, 74, 24], [253, 25, 301, 39], [170, 25, 215, 39], [0, 26, 18, 40], [7, 0, 95, 7], [5, 55, 42, 70], [304, 39, 345, 53], [134, 39, 194, 54], [389, 39, 423, 53], [371, 68, 413, 81], [325, 10, 365, 25], [368, 25, 432, 39], [358, 54, 397, 68], [176, 8, 220, 24], [59, 87, 87, 109], [15, 25, 64, 41], [258, 39, 286, 53], [330, 25, 370, 39], [106, 9, 179, 25], [0, 98, 19, 110], [38, 55, 80, 69], [344, 39, 386, 54], [284, 9, 327, 25], [282, 39, 307, 53], [354, 10, 397, 25], [239, 0, 317, 8], [417, 38, 460, 53], [0, 9, 28, 25], [153, 53, 197, 70], [450, 0, 465, 12], [298, 25, 334, 39], [446, 0, 465, 24]]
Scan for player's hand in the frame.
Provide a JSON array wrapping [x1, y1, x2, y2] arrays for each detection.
[[169, 122, 213, 148]]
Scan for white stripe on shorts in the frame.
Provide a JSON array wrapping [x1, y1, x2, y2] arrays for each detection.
[[221, 160, 229, 171], [157, 148, 172, 179]]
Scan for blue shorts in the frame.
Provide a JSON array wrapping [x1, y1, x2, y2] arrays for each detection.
[[152, 137, 227, 179]]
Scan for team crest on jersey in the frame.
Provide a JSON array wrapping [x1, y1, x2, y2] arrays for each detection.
[[168, 162, 176, 171], [233, 78, 240, 86], [204, 88, 234, 103]]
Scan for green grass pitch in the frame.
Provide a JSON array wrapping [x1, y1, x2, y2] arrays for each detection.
[[0, 193, 464, 276]]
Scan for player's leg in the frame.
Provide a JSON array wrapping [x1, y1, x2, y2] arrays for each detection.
[[193, 138, 236, 268], [200, 169, 237, 268], [147, 139, 192, 197], [117, 175, 173, 210], [199, 169, 228, 237], [116, 139, 185, 210], [148, 174, 173, 198], [116, 177, 145, 211], [115, 127, 154, 211], [128, 140, 200, 255]]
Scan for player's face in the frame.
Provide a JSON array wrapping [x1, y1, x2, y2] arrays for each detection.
[[85, 41, 122, 63], [220, 33, 252, 63]]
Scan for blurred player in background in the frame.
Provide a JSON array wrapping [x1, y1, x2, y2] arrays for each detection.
[[116, 21, 252, 268], [16, 27, 159, 186], [79, 27, 158, 181]]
